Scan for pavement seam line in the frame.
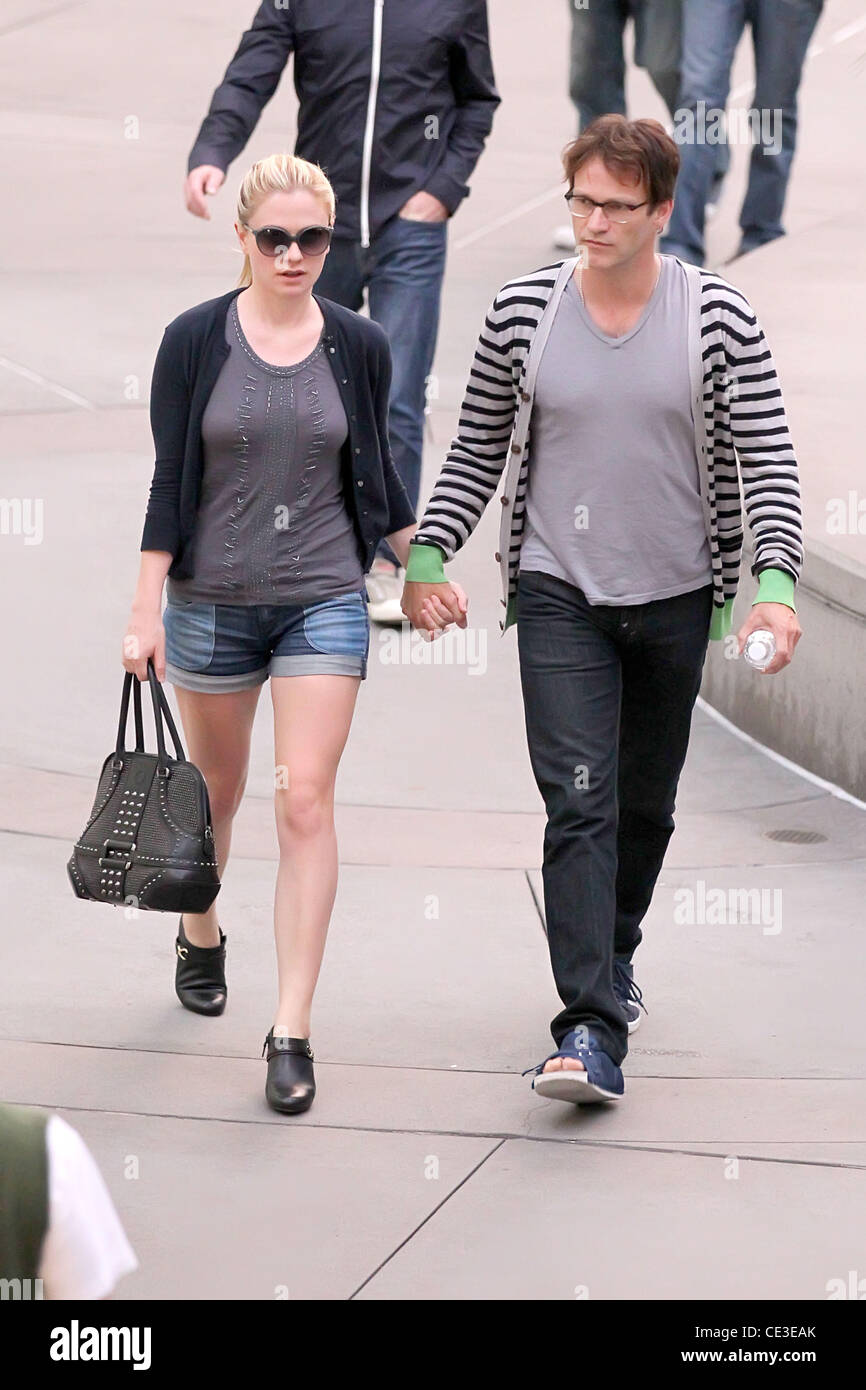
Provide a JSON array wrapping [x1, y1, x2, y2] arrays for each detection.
[[0, 0, 83, 40], [25, 1102, 866, 1178], [3, 1039, 864, 1082], [347, 1138, 508, 1299]]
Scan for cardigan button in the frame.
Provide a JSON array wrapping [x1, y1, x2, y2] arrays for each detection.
[[341, 377, 348, 384], [520, 391, 530, 402], [500, 496, 509, 506], [329, 346, 335, 353], [357, 480, 364, 487], [495, 552, 501, 562], [510, 443, 520, 454]]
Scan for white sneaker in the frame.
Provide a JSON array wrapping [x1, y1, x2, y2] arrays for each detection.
[[553, 224, 577, 251], [366, 563, 407, 625]]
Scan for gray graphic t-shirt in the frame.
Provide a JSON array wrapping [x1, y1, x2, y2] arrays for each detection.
[[519, 254, 713, 605], [167, 297, 364, 606]]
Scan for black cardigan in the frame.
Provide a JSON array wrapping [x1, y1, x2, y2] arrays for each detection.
[[140, 288, 416, 580]]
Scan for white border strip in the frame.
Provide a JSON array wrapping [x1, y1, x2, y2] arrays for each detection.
[[0, 356, 94, 410], [696, 695, 866, 812]]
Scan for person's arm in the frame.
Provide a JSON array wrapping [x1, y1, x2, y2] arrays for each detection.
[[422, 1, 501, 216], [369, 327, 417, 551], [187, 2, 295, 175], [402, 283, 518, 627], [125, 325, 189, 681], [38, 1116, 138, 1300], [726, 300, 804, 673], [140, 324, 188, 562], [125, 552, 172, 682]]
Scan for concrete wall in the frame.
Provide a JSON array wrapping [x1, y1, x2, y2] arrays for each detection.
[[700, 535, 866, 800]]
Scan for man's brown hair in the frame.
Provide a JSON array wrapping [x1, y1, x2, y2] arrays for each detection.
[[562, 115, 680, 207]]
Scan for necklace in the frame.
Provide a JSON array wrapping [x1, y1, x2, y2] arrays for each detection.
[[576, 253, 662, 308]]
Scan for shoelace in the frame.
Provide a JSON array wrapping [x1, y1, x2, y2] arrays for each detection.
[[613, 961, 648, 1016]]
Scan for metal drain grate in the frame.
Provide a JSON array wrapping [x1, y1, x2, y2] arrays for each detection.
[[764, 828, 828, 845]]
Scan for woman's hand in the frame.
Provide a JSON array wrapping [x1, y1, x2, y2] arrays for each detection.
[[122, 607, 166, 682], [401, 580, 468, 637]]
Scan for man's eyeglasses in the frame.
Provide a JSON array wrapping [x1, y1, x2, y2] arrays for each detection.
[[564, 192, 649, 224], [241, 223, 333, 257]]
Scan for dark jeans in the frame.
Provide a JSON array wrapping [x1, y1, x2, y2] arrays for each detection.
[[660, 0, 824, 265], [316, 212, 448, 565], [516, 570, 714, 1063]]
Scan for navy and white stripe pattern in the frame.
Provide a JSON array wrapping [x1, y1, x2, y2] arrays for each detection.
[[414, 259, 803, 617]]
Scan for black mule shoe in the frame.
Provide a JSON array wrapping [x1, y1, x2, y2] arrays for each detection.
[[262, 1030, 315, 1114], [174, 916, 227, 1016]]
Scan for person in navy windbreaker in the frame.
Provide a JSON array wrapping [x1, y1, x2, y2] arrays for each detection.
[[184, 1, 500, 621]]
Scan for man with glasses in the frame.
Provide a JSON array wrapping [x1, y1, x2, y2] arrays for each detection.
[[554, 0, 730, 251], [402, 116, 803, 1104], [183, 1, 499, 621]]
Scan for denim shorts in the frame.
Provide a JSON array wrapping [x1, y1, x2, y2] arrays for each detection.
[[163, 589, 370, 693]]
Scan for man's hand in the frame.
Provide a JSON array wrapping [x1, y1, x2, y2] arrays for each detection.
[[398, 191, 450, 223], [185, 165, 226, 219], [401, 580, 468, 638], [736, 602, 802, 674]]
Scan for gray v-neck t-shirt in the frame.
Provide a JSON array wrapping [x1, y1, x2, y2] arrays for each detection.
[[167, 296, 364, 606], [519, 254, 713, 605]]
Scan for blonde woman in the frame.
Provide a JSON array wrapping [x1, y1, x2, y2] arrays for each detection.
[[123, 154, 416, 1114]]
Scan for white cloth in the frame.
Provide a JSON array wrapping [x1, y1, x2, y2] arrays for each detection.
[[38, 1115, 138, 1299]]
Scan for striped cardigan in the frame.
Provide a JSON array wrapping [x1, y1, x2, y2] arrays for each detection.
[[405, 254, 803, 640]]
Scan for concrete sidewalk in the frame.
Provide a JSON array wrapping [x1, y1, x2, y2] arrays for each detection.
[[1, 0, 865, 1300]]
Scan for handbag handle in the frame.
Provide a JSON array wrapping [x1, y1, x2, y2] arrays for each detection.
[[116, 659, 186, 773]]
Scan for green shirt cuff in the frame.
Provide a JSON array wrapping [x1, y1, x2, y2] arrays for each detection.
[[754, 568, 796, 611], [405, 542, 447, 584], [708, 599, 734, 641]]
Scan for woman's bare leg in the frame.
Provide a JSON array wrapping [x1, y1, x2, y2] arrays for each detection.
[[171, 683, 263, 947], [270, 674, 361, 1036]]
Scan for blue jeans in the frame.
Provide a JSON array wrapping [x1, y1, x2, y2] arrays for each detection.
[[568, 0, 683, 121], [163, 590, 370, 692], [661, 0, 824, 265], [315, 212, 448, 565], [567, 0, 730, 189]]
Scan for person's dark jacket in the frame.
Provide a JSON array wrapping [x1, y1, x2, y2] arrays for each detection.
[[140, 289, 416, 579], [188, 0, 500, 243]]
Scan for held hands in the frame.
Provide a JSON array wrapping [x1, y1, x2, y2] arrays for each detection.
[[735, 602, 802, 675], [401, 580, 468, 640], [122, 610, 166, 682]]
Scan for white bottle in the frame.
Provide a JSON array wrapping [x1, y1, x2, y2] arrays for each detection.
[[743, 628, 776, 669]]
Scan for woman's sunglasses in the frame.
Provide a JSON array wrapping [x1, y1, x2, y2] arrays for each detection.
[[241, 222, 333, 257]]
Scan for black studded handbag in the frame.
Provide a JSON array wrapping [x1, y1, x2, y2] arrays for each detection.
[[67, 658, 221, 913]]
